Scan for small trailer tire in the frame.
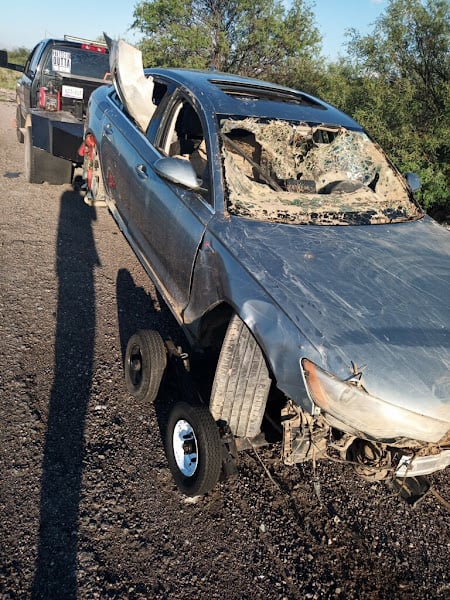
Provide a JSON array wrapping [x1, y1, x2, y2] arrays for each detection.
[[124, 329, 167, 402], [165, 401, 222, 496]]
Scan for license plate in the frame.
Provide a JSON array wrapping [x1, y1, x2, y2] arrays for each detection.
[[62, 85, 84, 100]]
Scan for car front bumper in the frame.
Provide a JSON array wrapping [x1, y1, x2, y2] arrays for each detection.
[[395, 449, 450, 477]]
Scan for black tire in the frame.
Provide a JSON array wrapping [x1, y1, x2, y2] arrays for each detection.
[[165, 401, 222, 496], [124, 329, 167, 402], [24, 126, 72, 185], [16, 106, 24, 144], [210, 314, 271, 438]]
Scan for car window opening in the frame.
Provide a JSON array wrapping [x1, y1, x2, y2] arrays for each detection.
[[221, 118, 421, 225], [168, 101, 209, 187]]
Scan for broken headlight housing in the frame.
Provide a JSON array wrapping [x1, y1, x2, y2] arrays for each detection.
[[301, 358, 448, 444]]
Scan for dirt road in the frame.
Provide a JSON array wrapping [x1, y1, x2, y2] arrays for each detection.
[[0, 98, 449, 599]]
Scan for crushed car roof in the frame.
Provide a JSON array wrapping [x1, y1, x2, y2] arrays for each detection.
[[144, 67, 362, 128]]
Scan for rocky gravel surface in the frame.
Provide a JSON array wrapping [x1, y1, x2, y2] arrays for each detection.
[[0, 97, 449, 600]]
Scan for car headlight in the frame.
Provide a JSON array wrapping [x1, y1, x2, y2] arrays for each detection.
[[301, 358, 448, 444]]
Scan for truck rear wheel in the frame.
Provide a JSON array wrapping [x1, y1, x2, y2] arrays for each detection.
[[16, 106, 24, 144], [24, 127, 72, 185], [209, 314, 271, 438]]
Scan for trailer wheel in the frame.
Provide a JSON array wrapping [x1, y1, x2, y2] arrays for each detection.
[[210, 314, 271, 438], [165, 401, 222, 496], [124, 329, 167, 402], [24, 127, 72, 185]]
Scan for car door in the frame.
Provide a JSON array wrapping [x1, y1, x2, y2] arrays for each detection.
[[99, 98, 137, 229], [102, 92, 214, 318]]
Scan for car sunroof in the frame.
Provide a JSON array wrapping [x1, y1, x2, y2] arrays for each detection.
[[209, 79, 323, 107]]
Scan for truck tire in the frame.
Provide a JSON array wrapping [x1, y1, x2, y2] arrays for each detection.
[[165, 401, 222, 496], [16, 106, 24, 144], [124, 329, 167, 402], [209, 314, 271, 438], [24, 127, 72, 185]]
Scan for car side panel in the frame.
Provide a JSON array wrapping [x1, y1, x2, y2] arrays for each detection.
[[98, 103, 213, 317]]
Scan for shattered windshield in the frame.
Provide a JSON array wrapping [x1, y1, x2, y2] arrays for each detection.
[[221, 118, 421, 225]]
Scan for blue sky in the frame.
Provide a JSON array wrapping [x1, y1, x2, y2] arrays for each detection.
[[0, 0, 387, 60]]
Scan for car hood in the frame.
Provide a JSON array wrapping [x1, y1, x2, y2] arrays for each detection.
[[216, 215, 450, 419]]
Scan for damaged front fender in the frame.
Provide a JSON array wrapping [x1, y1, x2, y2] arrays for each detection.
[[301, 358, 450, 444]]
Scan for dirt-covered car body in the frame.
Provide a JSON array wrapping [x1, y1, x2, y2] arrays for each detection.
[[84, 43, 450, 490]]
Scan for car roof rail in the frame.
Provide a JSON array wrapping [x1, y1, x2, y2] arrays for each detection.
[[64, 34, 107, 48]]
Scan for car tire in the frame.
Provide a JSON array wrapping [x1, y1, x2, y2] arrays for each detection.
[[24, 127, 72, 185], [124, 329, 167, 402], [84, 136, 107, 205], [16, 106, 24, 144], [209, 314, 271, 438], [165, 401, 222, 496]]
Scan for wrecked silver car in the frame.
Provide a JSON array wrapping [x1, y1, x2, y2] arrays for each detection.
[[81, 38, 450, 500]]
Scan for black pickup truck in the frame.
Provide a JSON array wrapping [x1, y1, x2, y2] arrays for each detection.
[[0, 35, 110, 184]]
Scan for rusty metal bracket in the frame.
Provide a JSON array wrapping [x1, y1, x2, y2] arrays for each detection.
[[281, 401, 327, 466]]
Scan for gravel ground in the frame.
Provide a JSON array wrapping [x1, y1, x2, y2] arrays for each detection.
[[0, 98, 449, 600]]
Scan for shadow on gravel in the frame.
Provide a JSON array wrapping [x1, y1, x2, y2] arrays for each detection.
[[115, 268, 163, 367], [32, 189, 100, 599]]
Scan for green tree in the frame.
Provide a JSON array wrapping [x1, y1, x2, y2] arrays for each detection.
[[131, 0, 320, 79], [0, 46, 29, 89], [330, 0, 450, 215], [8, 47, 30, 66], [347, 0, 449, 114]]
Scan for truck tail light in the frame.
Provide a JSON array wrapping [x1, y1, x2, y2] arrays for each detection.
[[81, 43, 107, 54]]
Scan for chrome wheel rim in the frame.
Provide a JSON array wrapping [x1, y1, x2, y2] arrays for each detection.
[[173, 419, 198, 477]]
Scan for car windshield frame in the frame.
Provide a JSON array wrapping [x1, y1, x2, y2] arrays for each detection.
[[217, 114, 422, 226]]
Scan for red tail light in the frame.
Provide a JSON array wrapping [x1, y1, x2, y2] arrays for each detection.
[[81, 43, 107, 54]]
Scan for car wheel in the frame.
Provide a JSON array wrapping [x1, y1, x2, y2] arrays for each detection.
[[165, 401, 222, 496], [91, 149, 106, 203], [210, 314, 271, 438], [16, 106, 24, 144], [124, 329, 167, 402], [83, 134, 107, 205], [24, 127, 72, 185]]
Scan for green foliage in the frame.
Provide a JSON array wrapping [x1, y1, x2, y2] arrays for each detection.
[[8, 47, 29, 66], [0, 68, 19, 90], [132, 0, 320, 78], [321, 0, 450, 216], [0, 47, 29, 90]]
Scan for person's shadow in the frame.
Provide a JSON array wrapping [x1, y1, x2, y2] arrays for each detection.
[[32, 189, 99, 598]]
